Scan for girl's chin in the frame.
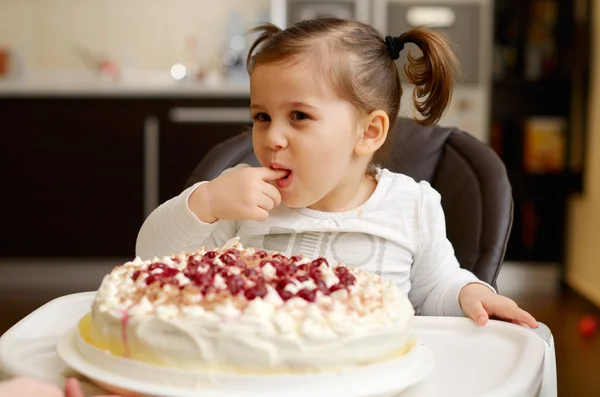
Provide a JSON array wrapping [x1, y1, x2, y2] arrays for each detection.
[[280, 197, 302, 208], [280, 192, 309, 209]]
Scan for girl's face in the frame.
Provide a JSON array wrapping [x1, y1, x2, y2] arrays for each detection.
[[250, 59, 373, 211]]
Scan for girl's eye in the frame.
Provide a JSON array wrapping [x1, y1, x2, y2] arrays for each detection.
[[291, 111, 310, 121], [253, 113, 271, 122]]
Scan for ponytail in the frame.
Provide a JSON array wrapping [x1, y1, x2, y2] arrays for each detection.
[[387, 27, 458, 125]]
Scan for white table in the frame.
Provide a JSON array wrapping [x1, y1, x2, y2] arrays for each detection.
[[0, 292, 557, 397]]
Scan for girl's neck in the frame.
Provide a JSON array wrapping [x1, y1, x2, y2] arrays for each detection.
[[307, 170, 377, 213]]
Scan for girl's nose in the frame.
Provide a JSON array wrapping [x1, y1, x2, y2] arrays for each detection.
[[265, 126, 287, 151]]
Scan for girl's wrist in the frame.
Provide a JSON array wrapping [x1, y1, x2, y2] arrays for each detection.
[[189, 183, 218, 224]]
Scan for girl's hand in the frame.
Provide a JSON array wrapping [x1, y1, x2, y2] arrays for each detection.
[[0, 377, 63, 397], [458, 283, 539, 328], [189, 165, 288, 223], [65, 377, 120, 397]]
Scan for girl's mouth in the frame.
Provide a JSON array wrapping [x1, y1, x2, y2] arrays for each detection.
[[275, 170, 292, 189]]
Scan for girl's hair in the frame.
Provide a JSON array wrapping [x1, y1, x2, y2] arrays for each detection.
[[246, 18, 458, 165]]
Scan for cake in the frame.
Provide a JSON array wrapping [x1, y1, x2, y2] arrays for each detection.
[[85, 238, 415, 373]]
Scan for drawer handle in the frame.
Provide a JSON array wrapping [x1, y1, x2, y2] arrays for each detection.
[[169, 107, 251, 123], [144, 116, 160, 218]]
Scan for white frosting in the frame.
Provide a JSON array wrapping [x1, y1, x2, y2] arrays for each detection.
[[88, 238, 415, 371], [261, 263, 277, 280]]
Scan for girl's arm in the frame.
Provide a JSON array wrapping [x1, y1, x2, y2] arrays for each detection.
[[135, 182, 238, 260], [408, 182, 494, 317]]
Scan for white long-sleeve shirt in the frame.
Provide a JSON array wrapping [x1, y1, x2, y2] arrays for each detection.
[[136, 168, 491, 317]]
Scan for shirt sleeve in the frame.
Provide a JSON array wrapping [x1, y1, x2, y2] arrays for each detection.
[[135, 182, 238, 260], [408, 181, 495, 317]]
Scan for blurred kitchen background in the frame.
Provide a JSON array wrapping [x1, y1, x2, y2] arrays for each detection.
[[1, 0, 599, 394]]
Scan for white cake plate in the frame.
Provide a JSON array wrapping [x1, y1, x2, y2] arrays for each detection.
[[0, 292, 547, 397], [57, 323, 433, 397]]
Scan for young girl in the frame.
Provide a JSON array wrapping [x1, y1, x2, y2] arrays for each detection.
[[137, 18, 537, 328]]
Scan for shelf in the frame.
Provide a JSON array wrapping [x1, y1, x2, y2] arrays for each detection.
[[491, 0, 588, 265]]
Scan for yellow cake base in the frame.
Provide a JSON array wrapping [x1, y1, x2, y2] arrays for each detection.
[[79, 312, 416, 374]]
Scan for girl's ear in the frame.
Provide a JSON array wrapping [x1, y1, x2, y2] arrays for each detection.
[[354, 110, 389, 157]]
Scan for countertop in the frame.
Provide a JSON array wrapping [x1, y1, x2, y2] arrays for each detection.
[[0, 71, 250, 98]]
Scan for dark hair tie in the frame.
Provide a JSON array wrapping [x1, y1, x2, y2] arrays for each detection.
[[385, 35, 404, 60]]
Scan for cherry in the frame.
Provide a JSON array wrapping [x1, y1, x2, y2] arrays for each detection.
[[206, 266, 218, 277], [201, 252, 217, 266], [219, 253, 236, 266], [255, 250, 268, 259], [145, 275, 158, 285], [297, 288, 317, 302], [183, 267, 198, 278], [271, 260, 283, 269], [329, 283, 345, 293], [335, 267, 348, 275], [186, 259, 201, 272], [162, 267, 179, 278], [296, 275, 310, 283], [244, 268, 258, 278], [298, 264, 308, 272], [276, 263, 298, 277], [308, 268, 322, 281], [192, 273, 212, 287], [278, 290, 294, 301], [131, 270, 142, 281], [245, 284, 268, 300], [208, 266, 228, 278], [226, 275, 245, 295], [225, 249, 240, 258], [275, 266, 286, 277], [203, 251, 218, 259], [339, 273, 356, 287], [200, 255, 215, 266], [287, 263, 298, 275], [311, 258, 329, 267], [276, 279, 292, 290], [315, 279, 328, 294]]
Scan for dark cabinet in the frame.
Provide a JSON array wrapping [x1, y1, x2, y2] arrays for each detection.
[[0, 95, 252, 258], [0, 98, 151, 257]]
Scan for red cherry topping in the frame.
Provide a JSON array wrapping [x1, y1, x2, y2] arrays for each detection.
[[129, 249, 355, 302], [245, 284, 268, 300], [297, 288, 317, 302]]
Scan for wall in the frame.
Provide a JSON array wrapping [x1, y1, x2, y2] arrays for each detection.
[[0, 0, 269, 76], [566, 0, 600, 307]]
